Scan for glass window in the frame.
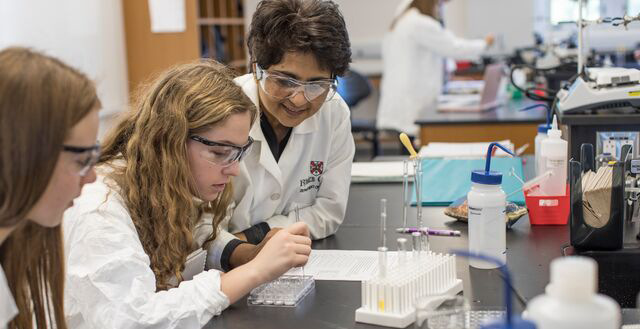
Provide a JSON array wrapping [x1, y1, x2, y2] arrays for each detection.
[[550, 0, 601, 25]]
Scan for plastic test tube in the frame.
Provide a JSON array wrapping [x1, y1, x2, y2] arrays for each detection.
[[378, 199, 388, 278], [402, 160, 409, 229], [380, 198, 387, 248], [397, 237, 408, 265], [412, 232, 422, 259], [414, 159, 423, 229]]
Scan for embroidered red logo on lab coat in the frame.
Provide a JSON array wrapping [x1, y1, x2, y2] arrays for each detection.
[[310, 161, 324, 176]]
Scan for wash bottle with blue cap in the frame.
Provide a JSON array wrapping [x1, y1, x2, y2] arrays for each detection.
[[468, 142, 514, 269]]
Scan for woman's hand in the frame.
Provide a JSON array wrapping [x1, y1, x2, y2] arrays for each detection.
[[248, 222, 311, 283]]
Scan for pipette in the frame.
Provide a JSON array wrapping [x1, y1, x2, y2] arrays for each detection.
[[378, 198, 388, 278], [294, 205, 305, 280], [402, 160, 409, 229]]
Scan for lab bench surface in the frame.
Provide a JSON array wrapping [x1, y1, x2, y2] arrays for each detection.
[[415, 99, 547, 155], [206, 182, 640, 328]]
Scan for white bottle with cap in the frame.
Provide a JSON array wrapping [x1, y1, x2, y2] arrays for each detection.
[[525, 256, 620, 329], [539, 115, 568, 195], [468, 142, 514, 269], [534, 124, 549, 176]]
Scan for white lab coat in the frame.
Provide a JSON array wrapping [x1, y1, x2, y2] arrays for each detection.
[[208, 74, 355, 270], [63, 174, 229, 329], [0, 264, 17, 329], [377, 8, 487, 136]]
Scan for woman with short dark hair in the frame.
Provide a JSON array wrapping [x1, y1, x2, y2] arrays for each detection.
[[208, 0, 356, 271]]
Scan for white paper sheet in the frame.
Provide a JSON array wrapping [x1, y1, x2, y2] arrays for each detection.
[[285, 250, 398, 281], [419, 140, 514, 158], [351, 161, 414, 183], [148, 0, 186, 33]]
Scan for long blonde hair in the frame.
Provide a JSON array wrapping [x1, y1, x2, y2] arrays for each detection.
[[100, 60, 257, 290], [0, 47, 99, 329]]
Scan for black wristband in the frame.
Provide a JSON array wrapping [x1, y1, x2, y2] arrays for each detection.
[[242, 222, 271, 244], [220, 239, 250, 272]]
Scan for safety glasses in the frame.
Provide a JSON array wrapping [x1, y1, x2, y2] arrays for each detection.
[[62, 142, 101, 177], [254, 64, 337, 103], [189, 135, 254, 167]]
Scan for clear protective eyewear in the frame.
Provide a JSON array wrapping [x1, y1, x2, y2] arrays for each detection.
[[254, 64, 338, 103], [62, 142, 101, 177], [189, 135, 254, 167]]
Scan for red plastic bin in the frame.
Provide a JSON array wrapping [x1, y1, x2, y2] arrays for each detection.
[[524, 185, 570, 225]]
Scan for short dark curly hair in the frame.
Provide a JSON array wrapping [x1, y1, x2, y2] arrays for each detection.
[[247, 0, 352, 77]]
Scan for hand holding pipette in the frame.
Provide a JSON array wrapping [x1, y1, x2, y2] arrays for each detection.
[[294, 205, 306, 279]]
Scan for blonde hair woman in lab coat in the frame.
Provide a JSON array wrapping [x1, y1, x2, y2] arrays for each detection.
[[377, 0, 494, 137], [0, 47, 101, 329], [63, 60, 311, 328]]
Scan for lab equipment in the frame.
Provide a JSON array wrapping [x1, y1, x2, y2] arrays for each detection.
[[379, 198, 389, 278], [400, 133, 429, 249], [569, 143, 626, 250], [525, 256, 621, 329], [553, 0, 640, 161], [396, 227, 461, 237], [595, 152, 615, 170], [355, 249, 462, 328], [294, 205, 305, 280], [403, 160, 410, 229], [539, 115, 568, 196], [535, 124, 549, 176], [248, 204, 315, 307], [454, 251, 536, 329], [247, 275, 315, 307], [415, 295, 469, 329], [397, 238, 408, 265], [523, 170, 570, 225], [468, 142, 514, 269]]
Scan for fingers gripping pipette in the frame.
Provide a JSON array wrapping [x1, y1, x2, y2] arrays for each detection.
[[294, 205, 305, 280]]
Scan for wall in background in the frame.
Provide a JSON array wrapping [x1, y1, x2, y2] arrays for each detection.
[[0, 0, 129, 118], [244, 0, 534, 59]]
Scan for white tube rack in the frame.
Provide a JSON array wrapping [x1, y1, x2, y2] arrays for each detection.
[[355, 252, 463, 328]]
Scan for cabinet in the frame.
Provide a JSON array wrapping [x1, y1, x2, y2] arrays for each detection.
[[198, 0, 248, 73]]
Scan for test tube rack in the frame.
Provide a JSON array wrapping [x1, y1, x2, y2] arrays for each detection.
[[355, 252, 463, 328]]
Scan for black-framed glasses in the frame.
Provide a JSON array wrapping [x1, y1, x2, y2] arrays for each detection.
[[189, 135, 254, 167], [62, 142, 101, 177], [254, 64, 338, 103]]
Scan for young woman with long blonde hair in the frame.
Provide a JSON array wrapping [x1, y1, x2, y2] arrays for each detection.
[[63, 60, 311, 328], [0, 47, 101, 329]]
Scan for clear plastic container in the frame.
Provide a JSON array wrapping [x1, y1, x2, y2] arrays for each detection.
[[535, 124, 549, 176], [539, 116, 568, 196], [415, 295, 469, 329]]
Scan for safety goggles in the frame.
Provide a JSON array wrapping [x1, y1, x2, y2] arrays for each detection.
[[254, 64, 337, 103], [189, 135, 254, 167], [62, 142, 101, 177]]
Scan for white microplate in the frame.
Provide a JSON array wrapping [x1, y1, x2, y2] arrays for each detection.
[[247, 275, 314, 307]]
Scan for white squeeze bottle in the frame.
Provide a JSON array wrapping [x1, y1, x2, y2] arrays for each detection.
[[539, 115, 568, 196], [468, 142, 514, 269], [534, 124, 549, 176], [525, 256, 620, 329]]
